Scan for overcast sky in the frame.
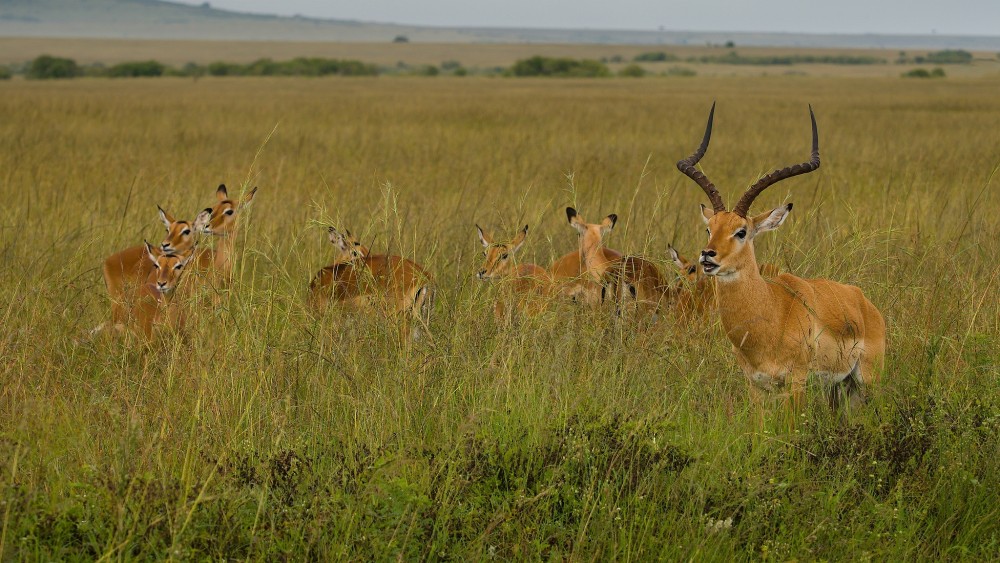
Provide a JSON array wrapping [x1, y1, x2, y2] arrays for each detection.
[[174, 1, 999, 35]]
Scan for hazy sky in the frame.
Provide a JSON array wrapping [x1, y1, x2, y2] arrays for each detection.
[[175, 1, 1000, 35]]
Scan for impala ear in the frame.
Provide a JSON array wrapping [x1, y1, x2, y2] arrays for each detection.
[[216, 184, 228, 201], [667, 244, 686, 270], [144, 240, 159, 262], [193, 209, 211, 231], [601, 214, 617, 233], [476, 224, 491, 248], [567, 207, 587, 233], [157, 205, 174, 228], [752, 203, 793, 237], [241, 186, 257, 207], [700, 203, 714, 224], [510, 224, 528, 252], [329, 227, 350, 252]]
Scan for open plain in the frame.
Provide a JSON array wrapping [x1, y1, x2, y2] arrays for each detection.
[[1, 72, 999, 558]]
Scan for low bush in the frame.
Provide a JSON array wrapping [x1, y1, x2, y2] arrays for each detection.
[[508, 56, 610, 77], [26, 55, 80, 79], [107, 60, 166, 78]]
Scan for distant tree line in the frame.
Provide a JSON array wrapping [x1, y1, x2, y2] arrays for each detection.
[[632, 50, 885, 65]]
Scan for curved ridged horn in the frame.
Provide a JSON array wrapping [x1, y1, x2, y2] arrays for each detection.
[[733, 105, 820, 218], [677, 102, 726, 213]]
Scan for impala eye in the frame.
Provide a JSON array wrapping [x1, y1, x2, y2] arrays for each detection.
[[224, 209, 235, 216], [500, 253, 509, 260], [735, 229, 747, 240], [705, 228, 711, 236], [174, 264, 183, 270], [182, 229, 191, 236]]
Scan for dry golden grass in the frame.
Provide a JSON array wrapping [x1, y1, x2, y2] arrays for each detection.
[[0, 75, 998, 559]]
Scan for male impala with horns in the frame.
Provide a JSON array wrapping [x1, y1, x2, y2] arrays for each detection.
[[677, 103, 886, 423]]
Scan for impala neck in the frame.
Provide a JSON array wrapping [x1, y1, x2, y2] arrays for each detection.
[[213, 232, 237, 271], [579, 236, 610, 280], [714, 247, 776, 343]]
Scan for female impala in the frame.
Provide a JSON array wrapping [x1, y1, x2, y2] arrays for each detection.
[[475, 224, 551, 319], [677, 103, 885, 417], [550, 207, 621, 304], [192, 184, 257, 290], [102, 205, 207, 326], [93, 242, 197, 340], [309, 227, 434, 340], [601, 254, 670, 322]]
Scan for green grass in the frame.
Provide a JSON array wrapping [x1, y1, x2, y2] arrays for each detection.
[[0, 75, 998, 559]]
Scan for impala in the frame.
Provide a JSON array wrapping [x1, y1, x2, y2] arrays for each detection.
[[475, 224, 552, 319], [550, 207, 622, 304], [94, 242, 197, 340], [102, 205, 207, 326], [309, 227, 434, 341], [601, 254, 670, 322], [677, 102, 885, 417], [192, 184, 258, 290]]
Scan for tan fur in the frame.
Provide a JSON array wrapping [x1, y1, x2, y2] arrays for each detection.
[[192, 184, 257, 293], [101, 206, 201, 326], [701, 205, 886, 416], [96, 242, 196, 341], [309, 227, 434, 340], [476, 224, 552, 319], [677, 104, 885, 421], [550, 207, 621, 304]]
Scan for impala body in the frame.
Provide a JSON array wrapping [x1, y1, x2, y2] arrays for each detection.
[[476, 224, 552, 319], [192, 184, 257, 291], [677, 103, 885, 415], [101, 206, 205, 326], [309, 227, 434, 340], [550, 207, 621, 304]]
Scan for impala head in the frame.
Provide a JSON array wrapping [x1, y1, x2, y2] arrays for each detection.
[[156, 205, 200, 254], [677, 102, 819, 281], [196, 184, 257, 236], [476, 224, 528, 280], [144, 241, 196, 294], [328, 226, 369, 260], [566, 207, 616, 250]]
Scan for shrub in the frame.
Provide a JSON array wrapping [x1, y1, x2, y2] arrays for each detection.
[[903, 67, 946, 78], [414, 64, 439, 76], [509, 56, 610, 77], [393, 35, 409, 43], [618, 64, 646, 77], [108, 60, 166, 78], [925, 49, 972, 64], [665, 66, 697, 77], [0, 66, 10, 80], [634, 51, 678, 62], [27, 55, 80, 79], [440, 60, 461, 71]]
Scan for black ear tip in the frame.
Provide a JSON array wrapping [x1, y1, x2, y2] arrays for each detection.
[[218, 184, 226, 190], [787, 203, 794, 211], [609, 214, 618, 225], [566, 207, 577, 220], [522, 224, 529, 232]]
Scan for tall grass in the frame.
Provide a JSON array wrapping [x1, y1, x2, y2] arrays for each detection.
[[0, 75, 998, 559]]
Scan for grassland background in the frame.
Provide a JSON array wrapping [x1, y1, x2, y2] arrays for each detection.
[[1, 73, 999, 559], [3, 37, 1000, 78]]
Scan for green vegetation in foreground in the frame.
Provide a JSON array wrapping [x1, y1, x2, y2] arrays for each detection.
[[0, 76, 999, 559]]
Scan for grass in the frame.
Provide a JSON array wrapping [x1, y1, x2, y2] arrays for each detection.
[[0, 75, 999, 559]]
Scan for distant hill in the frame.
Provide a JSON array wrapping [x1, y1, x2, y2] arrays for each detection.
[[2, 0, 1000, 50]]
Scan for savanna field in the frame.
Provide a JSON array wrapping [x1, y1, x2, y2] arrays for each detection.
[[1, 74, 999, 559]]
